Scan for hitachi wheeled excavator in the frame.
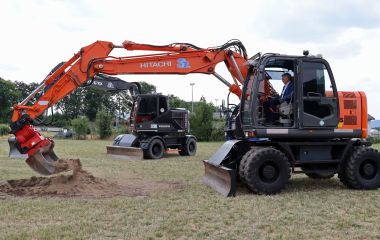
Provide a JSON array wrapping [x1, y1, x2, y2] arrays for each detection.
[[8, 40, 380, 196], [88, 75, 196, 160]]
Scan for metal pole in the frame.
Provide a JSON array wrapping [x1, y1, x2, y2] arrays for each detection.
[[190, 83, 195, 113]]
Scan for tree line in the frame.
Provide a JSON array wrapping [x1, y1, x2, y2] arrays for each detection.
[[0, 77, 224, 141]]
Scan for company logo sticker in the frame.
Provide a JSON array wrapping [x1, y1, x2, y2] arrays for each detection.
[[177, 58, 191, 69]]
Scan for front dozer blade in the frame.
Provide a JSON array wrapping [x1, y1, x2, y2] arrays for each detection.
[[106, 134, 144, 160], [203, 140, 242, 197], [25, 142, 66, 175], [8, 137, 27, 158], [203, 160, 236, 197], [106, 146, 144, 160]]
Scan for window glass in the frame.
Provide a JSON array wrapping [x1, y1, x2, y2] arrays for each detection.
[[242, 72, 255, 125], [302, 61, 334, 119], [302, 62, 332, 97], [137, 96, 157, 115]]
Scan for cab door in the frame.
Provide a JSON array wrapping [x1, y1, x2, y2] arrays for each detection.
[[300, 59, 339, 128]]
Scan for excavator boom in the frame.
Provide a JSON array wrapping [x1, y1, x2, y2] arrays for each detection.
[[9, 40, 249, 176]]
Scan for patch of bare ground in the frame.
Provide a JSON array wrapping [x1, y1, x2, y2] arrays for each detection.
[[0, 159, 183, 198]]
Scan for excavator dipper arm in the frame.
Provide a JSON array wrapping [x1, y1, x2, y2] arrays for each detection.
[[9, 40, 249, 175]]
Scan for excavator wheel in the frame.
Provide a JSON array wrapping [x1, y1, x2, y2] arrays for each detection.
[[344, 146, 380, 190], [143, 139, 165, 159], [179, 138, 197, 156], [238, 146, 261, 184], [338, 147, 356, 188], [244, 147, 290, 195]]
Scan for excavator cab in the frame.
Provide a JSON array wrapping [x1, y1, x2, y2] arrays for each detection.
[[129, 94, 168, 132], [241, 54, 339, 130]]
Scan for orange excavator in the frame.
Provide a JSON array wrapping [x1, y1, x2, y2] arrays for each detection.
[[8, 40, 248, 175], [8, 40, 380, 196]]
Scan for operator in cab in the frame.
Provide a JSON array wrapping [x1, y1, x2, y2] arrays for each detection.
[[263, 73, 294, 125]]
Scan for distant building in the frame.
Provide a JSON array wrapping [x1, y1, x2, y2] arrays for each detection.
[[368, 114, 380, 137]]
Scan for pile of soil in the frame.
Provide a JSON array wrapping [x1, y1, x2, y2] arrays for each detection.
[[0, 159, 183, 198]]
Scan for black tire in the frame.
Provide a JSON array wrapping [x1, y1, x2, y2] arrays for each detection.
[[179, 138, 197, 156], [239, 147, 261, 184], [345, 146, 380, 189], [144, 139, 165, 159], [338, 147, 355, 188], [305, 172, 335, 179], [244, 147, 290, 195]]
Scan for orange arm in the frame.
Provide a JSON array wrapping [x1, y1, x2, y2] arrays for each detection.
[[12, 40, 248, 122], [10, 40, 249, 158]]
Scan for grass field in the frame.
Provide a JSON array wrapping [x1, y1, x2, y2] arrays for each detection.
[[0, 138, 379, 239]]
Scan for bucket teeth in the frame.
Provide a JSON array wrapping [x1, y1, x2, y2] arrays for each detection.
[[106, 146, 144, 160], [203, 160, 236, 197]]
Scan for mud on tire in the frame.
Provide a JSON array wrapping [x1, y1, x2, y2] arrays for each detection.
[[244, 147, 290, 195], [345, 146, 380, 190]]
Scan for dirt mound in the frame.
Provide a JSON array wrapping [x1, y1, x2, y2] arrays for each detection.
[[0, 159, 183, 198]]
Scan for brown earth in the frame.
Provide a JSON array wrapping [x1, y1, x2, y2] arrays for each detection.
[[0, 159, 183, 198]]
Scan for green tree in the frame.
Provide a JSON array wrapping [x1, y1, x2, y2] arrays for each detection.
[[71, 116, 89, 140], [0, 78, 21, 123], [56, 88, 85, 119], [140, 81, 156, 94], [83, 88, 114, 121], [96, 108, 113, 139], [14, 81, 40, 100], [168, 94, 190, 109], [189, 96, 214, 141], [211, 119, 225, 141]]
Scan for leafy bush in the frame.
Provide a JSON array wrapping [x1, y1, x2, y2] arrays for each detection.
[[0, 124, 11, 135], [210, 120, 225, 141], [189, 97, 213, 141], [71, 116, 89, 140], [112, 125, 130, 136], [96, 109, 113, 139], [367, 136, 380, 144]]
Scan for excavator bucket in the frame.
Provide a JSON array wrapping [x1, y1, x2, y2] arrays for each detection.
[[106, 134, 144, 160], [26, 142, 63, 175], [8, 137, 67, 175], [203, 140, 242, 197]]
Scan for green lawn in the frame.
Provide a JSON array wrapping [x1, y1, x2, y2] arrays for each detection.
[[0, 138, 379, 239]]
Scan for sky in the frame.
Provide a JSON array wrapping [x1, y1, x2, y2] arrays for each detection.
[[1, 0, 380, 117]]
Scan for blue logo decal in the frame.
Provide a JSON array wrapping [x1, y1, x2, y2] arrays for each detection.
[[177, 58, 191, 69]]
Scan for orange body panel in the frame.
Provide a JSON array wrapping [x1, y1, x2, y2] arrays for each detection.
[[335, 91, 368, 137]]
